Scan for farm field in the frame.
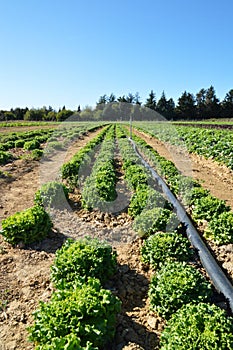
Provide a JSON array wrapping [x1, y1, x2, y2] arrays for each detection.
[[0, 121, 233, 349], [132, 125, 233, 209]]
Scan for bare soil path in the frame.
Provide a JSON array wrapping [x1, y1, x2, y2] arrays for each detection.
[[0, 125, 57, 134], [0, 128, 102, 222]]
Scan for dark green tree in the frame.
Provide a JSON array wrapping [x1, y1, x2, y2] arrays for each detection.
[[97, 95, 108, 105], [221, 89, 233, 118], [96, 95, 108, 111], [108, 93, 116, 103], [24, 109, 44, 121], [145, 90, 156, 110], [166, 98, 176, 119], [196, 88, 206, 119], [45, 111, 57, 121], [117, 95, 128, 103], [205, 85, 220, 118], [3, 111, 16, 121], [175, 91, 196, 120], [56, 109, 74, 121], [134, 92, 141, 105], [126, 93, 135, 103], [11, 107, 28, 120], [156, 91, 175, 120]]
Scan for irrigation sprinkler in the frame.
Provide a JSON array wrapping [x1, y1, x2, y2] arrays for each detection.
[[129, 114, 132, 139]]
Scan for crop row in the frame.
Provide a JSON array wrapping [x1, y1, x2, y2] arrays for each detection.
[[0, 128, 54, 150], [0, 121, 58, 128], [134, 122, 233, 170], [61, 125, 111, 187], [59, 124, 233, 348], [81, 125, 117, 210], [0, 179, 121, 348], [0, 123, 104, 166], [28, 237, 121, 349]]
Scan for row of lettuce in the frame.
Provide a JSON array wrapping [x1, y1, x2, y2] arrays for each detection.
[[28, 237, 121, 350], [0, 122, 105, 165], [134, 121, 233, 170], [1, 123, 233, 348]]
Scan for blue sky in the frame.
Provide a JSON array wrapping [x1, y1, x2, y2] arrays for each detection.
[[0, 0, 233, 110]]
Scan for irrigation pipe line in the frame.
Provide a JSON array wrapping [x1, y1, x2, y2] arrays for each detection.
[[129, 138, 233, 313]]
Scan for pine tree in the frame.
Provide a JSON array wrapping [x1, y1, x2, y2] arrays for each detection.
[[145, 90, 156, 110], [175, 91, 196, 120]]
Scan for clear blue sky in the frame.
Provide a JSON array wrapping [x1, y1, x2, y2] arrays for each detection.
[[0, 0, 233, 110]]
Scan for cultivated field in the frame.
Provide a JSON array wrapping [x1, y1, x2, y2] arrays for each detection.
[[0, 121, 233, 349]]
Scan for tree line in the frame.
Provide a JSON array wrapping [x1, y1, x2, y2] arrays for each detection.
[[1, 85, 233, 121]]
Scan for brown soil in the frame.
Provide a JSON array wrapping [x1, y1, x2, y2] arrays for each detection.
[[0, 125, 57, 134], [0, 126, 233, 349]]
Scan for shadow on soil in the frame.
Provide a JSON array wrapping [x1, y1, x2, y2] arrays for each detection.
[[105, 263, 160, 350]]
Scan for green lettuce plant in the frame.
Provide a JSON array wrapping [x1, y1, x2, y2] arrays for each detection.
[[28, 278, 121, 349], [1, 205, 52, 245], [149, 261, 212, 319], [51, 237, 117, 289], [141, 231, 194, 268], [160, 302, 233, 349], [133, 207, 179, 237]]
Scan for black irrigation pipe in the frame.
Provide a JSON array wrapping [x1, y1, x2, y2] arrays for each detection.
[[129, 138, 233, 313]]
